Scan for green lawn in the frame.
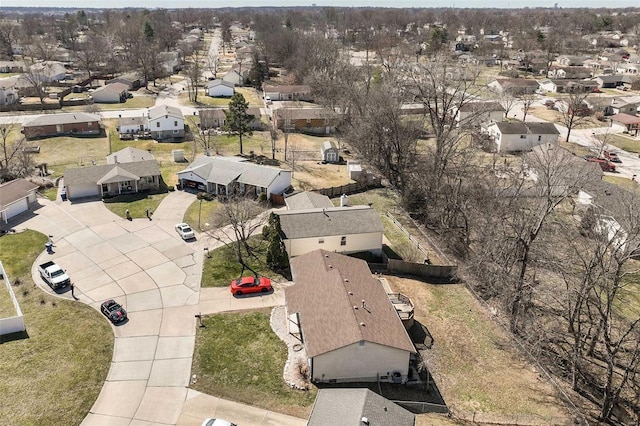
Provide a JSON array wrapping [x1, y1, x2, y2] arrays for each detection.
[[180, 91, 230, 107], [39, 187, 58, 202], [103, 193, 169, 219], [183, 198, 223, 232], [601, 134, 640, 153], [192, 310, 316, 418], [201, 237, 287, 287], [0, 230, 113, 425]]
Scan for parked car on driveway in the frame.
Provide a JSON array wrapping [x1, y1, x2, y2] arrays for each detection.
[[230, 276, 272, 296], [603, 151, 621, 163], [175, 223, 196, 240], [100, 300, 127, 323]]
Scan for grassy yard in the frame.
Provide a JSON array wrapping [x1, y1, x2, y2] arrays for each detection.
[[387, 276, 571, 422], [201, 237, 287, 287], [600, 133, 640, 153], [0, 230, 113, 425], [183, 198, 223, 232], [0, 269, 14, 317], [191, 310, 316, 418], [103, 192, 169, 219], [180, 91, 231, 107], [30, 134, 110, 177], [39, 186, 58, 201], [603, 175, 640, 192]]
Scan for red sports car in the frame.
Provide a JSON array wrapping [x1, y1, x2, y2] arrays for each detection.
[[230, 276, 272, 296]]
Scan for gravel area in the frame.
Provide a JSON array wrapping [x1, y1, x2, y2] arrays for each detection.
[[270, 305, 310, 390]]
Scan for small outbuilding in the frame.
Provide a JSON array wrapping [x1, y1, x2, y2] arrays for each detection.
[[320, 140, 339, 163]]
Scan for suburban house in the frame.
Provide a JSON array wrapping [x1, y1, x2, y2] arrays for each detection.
[[276, 205, 384, 258], [594, 74, 638, 89], [610, 97, 640, 115], [308, 389, 415, 426], [177, 156, 292, 198], [106, 73, 146, 90], [148, 105, 185, 140], [22, 113, 101, 139], [0, 85, 18, 107], [64, 148, 161, 200], [487, 78, 540, 94], [284, 191, 334, 210], [320, 140, 340, 163], [456, 101, 505, 126], [29, 61, 66, 82], [485, 122, 560, 152], [157, 51, 181, 74], [0, 179, 39, 224], [205, 79, 235, 97], [263, 85, 313, 102], [91, 82, 129, 103], [285, 250, 416, 384], [199, 108, 263, 130], [0, 61, 24, 73], [117, 116, 148, 137], [609, 113, 640, 136], [273, 108, 335, 135], [222, 68, 249, 86]]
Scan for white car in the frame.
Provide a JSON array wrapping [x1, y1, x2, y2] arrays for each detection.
[[202, 419, 236, 426], [175, 223, 196, 240]]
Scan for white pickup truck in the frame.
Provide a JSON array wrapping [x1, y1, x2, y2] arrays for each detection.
[[38, 261, 70, 289]]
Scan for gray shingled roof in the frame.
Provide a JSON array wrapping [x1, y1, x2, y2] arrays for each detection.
[[458, 101, 505, 112], [285, 191, 334, 210], [205, 79, 235, 89], [308, 389, 415, 426], [64, 160, 160, 186], [23, 112, 100, 128], [148, 104, 183, 120], [0, 178, 39, 210], [277, 206, 384, 239], [178, 156, 288, 188], [107, 147, 155, 164], [493, 122, 559, 135], [263, 84, 311, 94], [286, 250, 416, 358]]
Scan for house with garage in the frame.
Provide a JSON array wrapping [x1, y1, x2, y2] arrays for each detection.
[[106, 73, 146, 90], [205, 79, 235, 97], [91, 82, 129, 103], [0, 179, 39, 224], [147, 105, 184, 140], [200, 108, 227, 129], [487, 78, 540, 95], [285, 250, 416, 384], [177, 156, 292, 198], [456, 101, 505, 126], [320, 140, 340, 163], [610, 96, 640, 115], [263, 85, 313, 102], [22, 113, 101, 139], [485, 121, 560, 152], [273, 108, 335, 135], [308, 388, 415, 426], [276, 205, 384, 258], [63, 160, 161, 200]]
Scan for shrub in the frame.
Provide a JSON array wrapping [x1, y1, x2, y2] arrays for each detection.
[[168, 185, 175, 192]]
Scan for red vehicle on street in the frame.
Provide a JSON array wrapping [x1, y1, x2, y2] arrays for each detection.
[[603, 151, 621, 163], [230, 276, 272, 296], [585, 156, 616, 172]]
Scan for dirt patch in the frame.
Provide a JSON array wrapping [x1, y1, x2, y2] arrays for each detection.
[[384, 275, 573, 423]]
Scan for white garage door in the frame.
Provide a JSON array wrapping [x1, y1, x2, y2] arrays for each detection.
[[5, 198, 28, 221], [68, 184, 99, 199]]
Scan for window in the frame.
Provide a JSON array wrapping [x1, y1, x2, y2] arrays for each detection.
[[340, 236, 347, 246], [156, 122, 160, 128], [173, 129, 179, 134], [306, 118, 311, 124], [318, 238, 324, 244], [88, 122, 93, 127], [538, 135, 542, 141], [520, 135, 526, 139], [174, 121, 178, 127]]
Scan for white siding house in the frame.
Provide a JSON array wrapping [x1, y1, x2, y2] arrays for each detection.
[[277, 206, 384, 258], [147, 105, 184, 140], [286, 250, 416, 384], [486, 122, 560, 152], [456, 101, 505, 126], [205, 79, 235, 97], [91, 82, 128, 103], [0, 179, 39, 224]]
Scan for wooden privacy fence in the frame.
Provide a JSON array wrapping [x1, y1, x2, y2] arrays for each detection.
[[313, 179, 382, 197]]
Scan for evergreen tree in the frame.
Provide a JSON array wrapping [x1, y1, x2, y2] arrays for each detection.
[[224, 93, 254, 154]]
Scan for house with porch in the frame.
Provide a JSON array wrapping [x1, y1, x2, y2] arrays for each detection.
[[285, 250, 416, 384], [0, 179, 39, 224], [610, 113, 640, 136], [177, 156, 292, 199]]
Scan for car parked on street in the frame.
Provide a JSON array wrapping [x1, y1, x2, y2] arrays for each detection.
[[175, 223, 196, 240], [230, 276, 272, 296], [585, 156, 616, 172], [603, 151, 621, 163], [100, 300, 127, 323]]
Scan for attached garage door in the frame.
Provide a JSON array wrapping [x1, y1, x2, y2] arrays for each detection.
[[5, 198, 28, 221], [68, 184, 100, 199]]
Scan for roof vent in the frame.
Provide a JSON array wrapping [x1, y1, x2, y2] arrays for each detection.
[[325, 254, 329, 258], [360, 322, 365, 327], [361, 417, 369, 425], [353, 306, 358, 310], [328, 265, 333, 269], [348, 292, 353, 296], [344, 279, 349, 283]]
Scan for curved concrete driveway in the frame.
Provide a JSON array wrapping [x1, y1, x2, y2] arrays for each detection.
[[29, 191, 201, 426]]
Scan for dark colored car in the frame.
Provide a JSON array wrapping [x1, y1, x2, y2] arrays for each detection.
[[230, 276, 272, 296], [101, 300, 127, 323]]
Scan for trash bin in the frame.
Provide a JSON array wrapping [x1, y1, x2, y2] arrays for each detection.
[[60, 187, 67, 201], [45, 242, 53, 254]]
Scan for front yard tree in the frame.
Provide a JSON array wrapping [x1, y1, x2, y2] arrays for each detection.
[[224, 93, 253, 155], [0, 122, 27, 181], [559, 91, 591, 143]]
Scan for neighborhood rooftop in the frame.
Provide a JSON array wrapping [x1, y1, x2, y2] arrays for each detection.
[[286, 250, 416, 358], [285, 191, 334, 210], [492, 122, 560, 135], [179, 156, 289, 188], [0, 178, 38, 210], [23, 112, 100, 127], [64, 160, 160, 186], [277, 205, 384, 239]]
